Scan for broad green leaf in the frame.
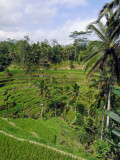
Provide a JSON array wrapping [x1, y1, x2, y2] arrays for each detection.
[[112, 129, 120, 137], [107, 111, 120, 123], [112, 88, 120, 97]]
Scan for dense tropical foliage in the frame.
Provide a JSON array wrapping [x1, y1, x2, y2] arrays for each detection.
[[0, 0, 120, 159]]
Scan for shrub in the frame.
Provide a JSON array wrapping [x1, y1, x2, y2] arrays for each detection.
[[76, 127, 94, 147], [92, 139, 111, 159]]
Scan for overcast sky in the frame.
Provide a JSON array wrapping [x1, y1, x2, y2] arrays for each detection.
[[0, 0, 111, 44]]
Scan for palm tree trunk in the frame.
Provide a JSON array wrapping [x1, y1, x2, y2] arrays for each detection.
[[41, 97, 44, 120], [101, 102, 105, 140], [107, 88, 111, 129]]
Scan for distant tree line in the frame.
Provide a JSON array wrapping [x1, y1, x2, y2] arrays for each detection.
[[0, 32, 89, 72]]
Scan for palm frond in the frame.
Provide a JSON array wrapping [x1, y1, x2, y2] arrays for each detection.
[[80, 49, 90, 59], [98, 22, 107, 36], [98, 0, 120, 20], [84, 50, 102, 62], [98, 2, 113, 20], [111, 20, 120, 40], [112, 51, 120, 84], [112, 86, 120, 96], [84, 52, 102, 73], [87, 53, 108, 81], [87, 23, 107, 42]]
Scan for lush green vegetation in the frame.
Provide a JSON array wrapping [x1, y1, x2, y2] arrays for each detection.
[[0, 117, 96, 160], [0, 0, 120, 159], [0, 134, 78, 160]]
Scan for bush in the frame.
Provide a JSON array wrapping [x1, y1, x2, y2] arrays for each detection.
[[76, 127, 94, 147], [92, 139, 111, 159]]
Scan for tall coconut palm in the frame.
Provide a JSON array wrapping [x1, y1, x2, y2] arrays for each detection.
[[85, 21, 119, 81], [36, 79, 48, 120], [98, 0, 120, 41], [84, 16, 119, 128], [51, 83, 61, 117]]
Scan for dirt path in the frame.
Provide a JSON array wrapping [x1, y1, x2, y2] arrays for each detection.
[[0, 130, 85, 160]]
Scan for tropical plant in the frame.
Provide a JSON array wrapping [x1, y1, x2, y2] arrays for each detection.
[[83, 11, 120, 128], [35, 79, 49, 119], [71, 83, 80, 120], [106, 110, 120, 159], [92, 139, 111, 159], [50, 83, 61, 117], [98, 0, 120, 41], [105, 86, 120, 159], [107, 87, 120, 145], [64, 45, 74, 67], [69, 31, 90, 61], [0, 41, 11, 71], [88, 69, 112, 139], [107, 111, 120, 145]]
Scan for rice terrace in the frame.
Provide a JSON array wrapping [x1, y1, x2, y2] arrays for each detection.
[[0, 0, 120, 160]]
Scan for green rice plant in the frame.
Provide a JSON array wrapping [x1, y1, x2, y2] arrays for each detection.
[[0, 134, 78, 160], [0, 104, 22, 115]]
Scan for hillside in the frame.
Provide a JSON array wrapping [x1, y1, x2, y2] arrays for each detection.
[[0, 64, 90, 119], [0, 117, 95, 160], [0, 64, 98, 159], [0, 1, 120, 159]]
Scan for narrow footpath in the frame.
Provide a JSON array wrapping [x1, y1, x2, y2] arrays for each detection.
[[0, 130, 86, 160]]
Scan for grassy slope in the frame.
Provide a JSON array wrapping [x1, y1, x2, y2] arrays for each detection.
[[0, 63, 96, 160], [0, 134, 78, 160], [0, 117, 96, 160]]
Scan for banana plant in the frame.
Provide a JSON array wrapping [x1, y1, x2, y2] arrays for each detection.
[[106, 86, 120, 148], [107, 110, 120, 147]]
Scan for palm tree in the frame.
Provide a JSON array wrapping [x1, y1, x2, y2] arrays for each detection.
[[88, 70, 111, 139], [36, 79, 48, 120], [25, 61, 33, 87], [65, 45, 74, 68], [85, 21, 119, 80], [51, 83, 61, 117], [69, 31, 91, 61], [98, 0, 120, 41], [72, 83, 80, 120], [84, 15, 119, 128]]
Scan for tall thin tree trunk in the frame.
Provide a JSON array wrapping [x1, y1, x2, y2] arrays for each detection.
[[107, 88, 111, 129], [41, 97, 44, 120], [101, 102, 105, 140]]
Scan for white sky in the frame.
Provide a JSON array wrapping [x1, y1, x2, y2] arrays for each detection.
[[0, 0, 111, 44]]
